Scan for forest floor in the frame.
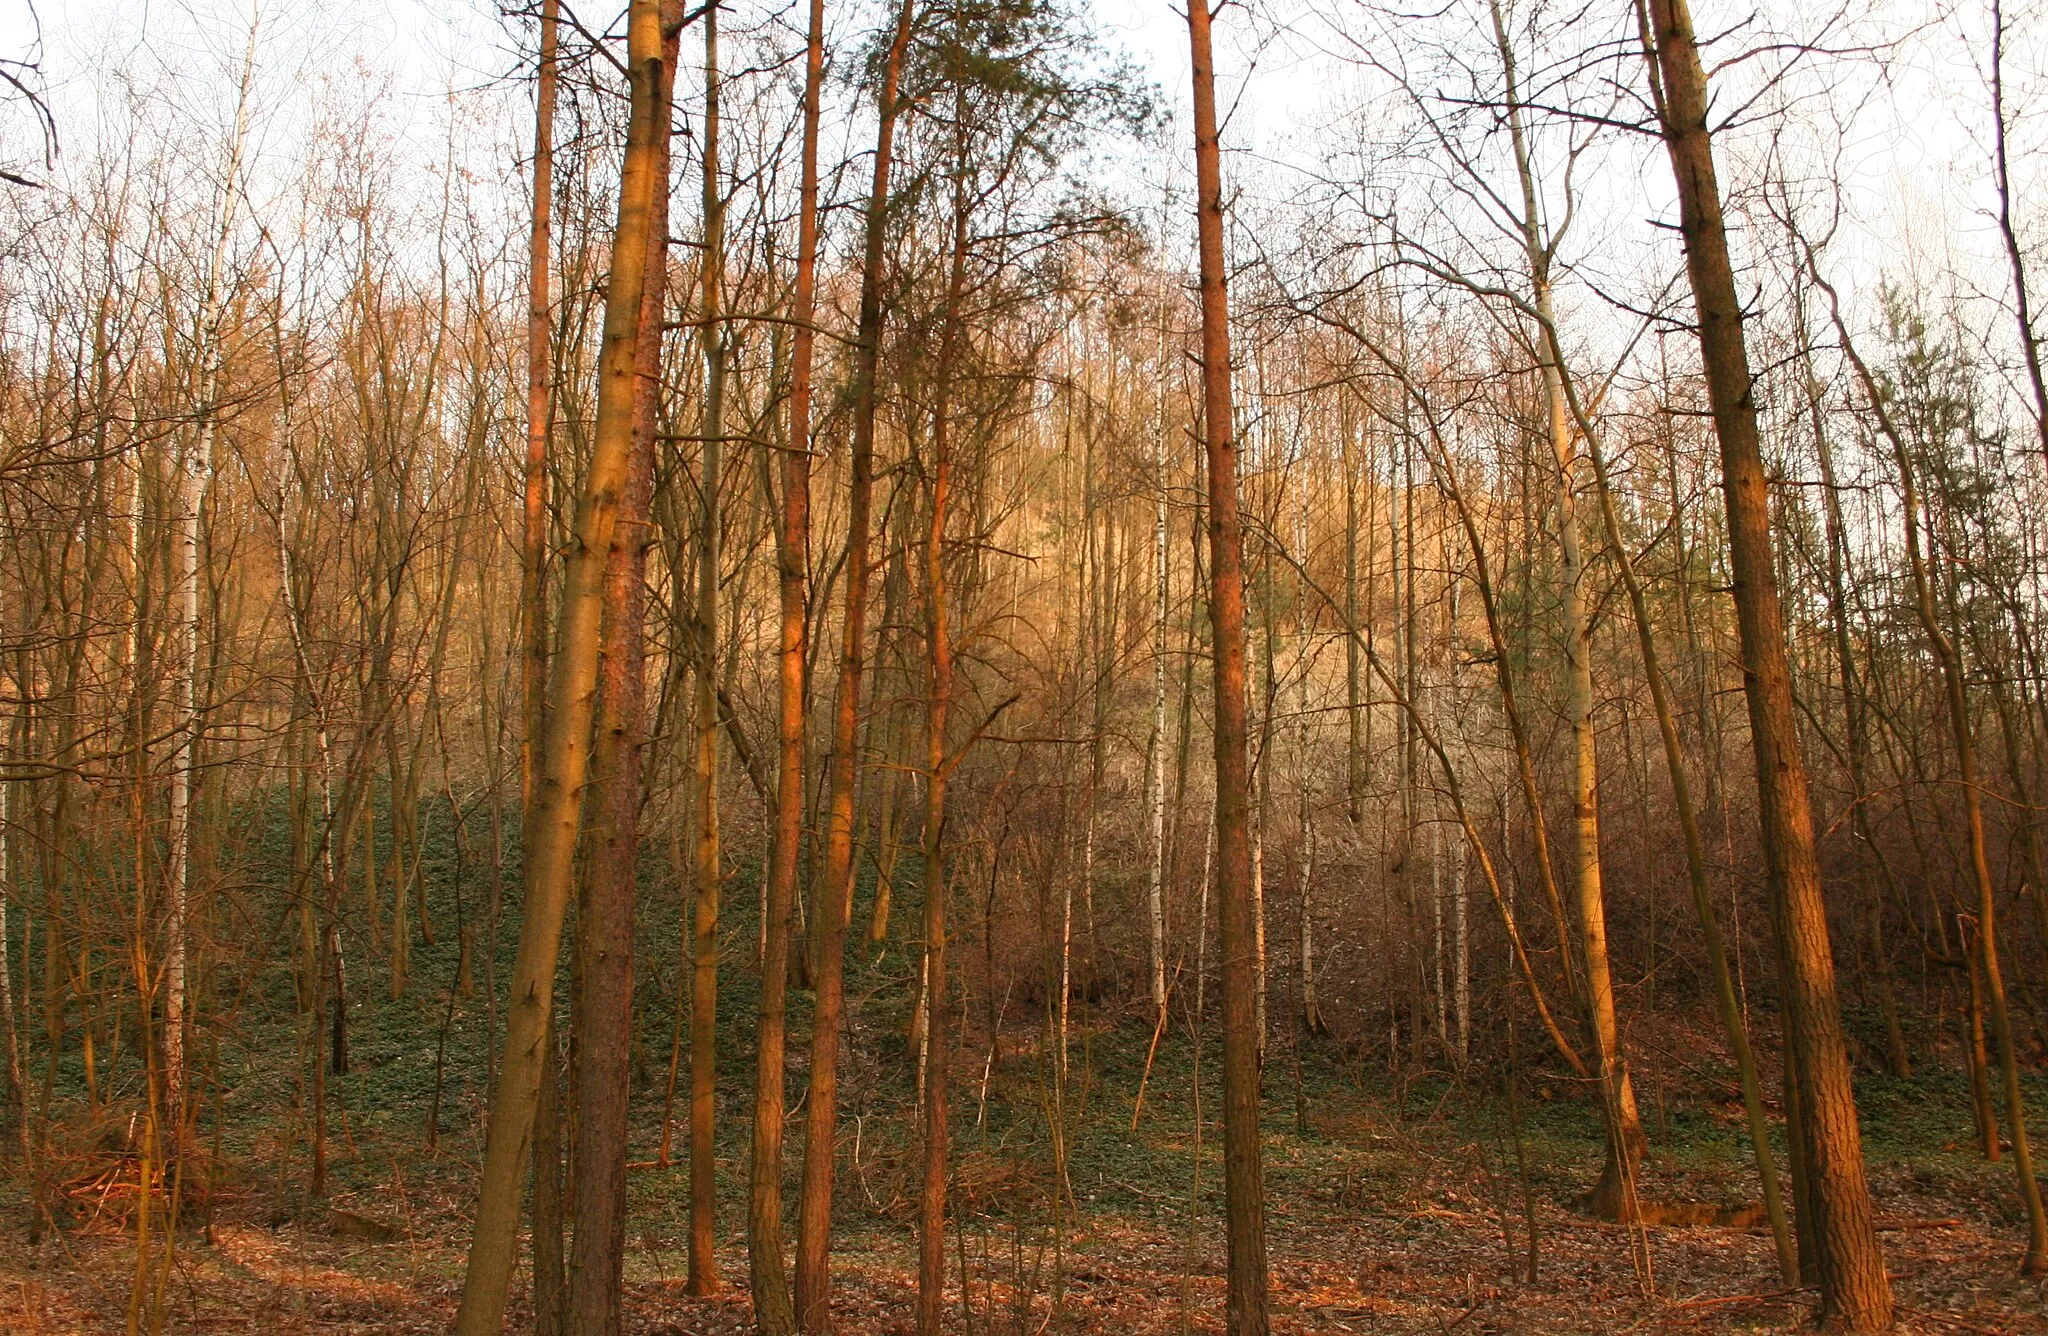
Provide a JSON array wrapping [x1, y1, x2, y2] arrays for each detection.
[[0, 1007, 2042, 1335], [0, 810, 2039, 1334]]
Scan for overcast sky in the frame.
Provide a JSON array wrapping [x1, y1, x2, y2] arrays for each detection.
[[2, 0, 2039, 353]]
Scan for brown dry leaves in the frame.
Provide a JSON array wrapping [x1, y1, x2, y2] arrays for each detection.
[[0, 1129, 2042, 1333]]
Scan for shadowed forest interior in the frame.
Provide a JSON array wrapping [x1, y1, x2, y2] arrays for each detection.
[[2, 0, 2048, 1331]]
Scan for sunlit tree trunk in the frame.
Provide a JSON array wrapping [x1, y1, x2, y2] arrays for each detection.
[[518, 5, 563, 1316], [563, 8, 678, 1330], [1792, 283, 1913, 1083], [1574, 367, 1796, 1279], [1487, 0, 1643, 1223], [1297, 489, 1323, 1039], [1348, 361, 1587, 1075], [749, 0, 824, 1327], [452, 3, 665, 1328], [916, 88, 970, 1334], [1639, 0, 1893, 1320], [1147, 317, 1169, 1024], [1185, 1, 1269, 1328], [1446, 576, 1466, 1064], [794, 3, 914, 1326], [688, 2, 728, 1294], [0, 526, 29, 1224], [1990, 0, 2048, 473]]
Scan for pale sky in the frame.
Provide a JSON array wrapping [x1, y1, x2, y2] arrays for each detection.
[[2, 0, 2039, 365]]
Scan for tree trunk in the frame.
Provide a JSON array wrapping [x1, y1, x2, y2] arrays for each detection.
[[1576, 388, 1796, 1279], [522, 0, 558, 847], [164, 13, 257, 1132], [688, 2, 728, 1295], [794, 4, 914, 1327], [1638, 0, 1893, 1320], [517, 2, 561, 1314], [1796, 281, 1914, 1085], [563, 8, 677, 1330], [531, 1029, 565, 1336], [1148, 359, 1170, 1025], [1297, 488, 1323, 1041], [749, 0, 824, 1326], [1185, 1, 1270, 1329], [1487, 0, 1643, 1221], [452, 2, 665, 1327], [916, 91, 970, 1333], [1990, 0, 2048, 473]]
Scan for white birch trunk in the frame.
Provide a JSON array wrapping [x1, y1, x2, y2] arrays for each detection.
[[1432, 807, 1446, 1049], [1148, 374, 1168, 1020], [167, 12, 260, 1121], [1450, 577, 1468, 1064]]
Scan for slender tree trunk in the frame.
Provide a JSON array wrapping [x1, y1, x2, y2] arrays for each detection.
[[750, 0, 824, 1327], [688, 3, 728, 1294], [1487, 0, 1643, 1221], [1551, 372, 1644, 1227], [522, 0, 557, 870], [1638, 0, 1892, 1320], [1344, 408, 1366, 831], [519, 3, 564, 1313], [1795, 283, 1914, 1084], [0, 551, 30, 1231], [1987, 671, 2048, 1010], [1445, 576, 1466, 1064], [1990, 0, 2048, 472], [1356, 393, 1587, 1075], [795, 4, 914, 1326], [1402, 425, 1423, 1074], [1148, 327, 1170, 1024], [1253, 572, 1271, 1064], [1965, 937, 2000, 1158], [1185, 2, 1269, 1328], [1380, 368, 1586, 1035], [917, 93, 970, 1333], [1315, 545, 1583, 1075], [1297, 487, 1323, 1040], [532, 1030, 566, 1336], [452, 3, 665, 1328]]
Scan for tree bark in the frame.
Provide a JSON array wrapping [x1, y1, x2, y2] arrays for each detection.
[[452, 2, 665, 1328], [165, 11, 258, 1131], [563, 7, 678, 1330], [1638, 0, 1893, 1321], [1185, 2, 1270, 1330], [688, 0, 728, 1297], [916, 89, 970, 1333], [1148, 303, 1170, 1024], [749, 0, 824, 1327], [794, 3, 914, 1327]]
